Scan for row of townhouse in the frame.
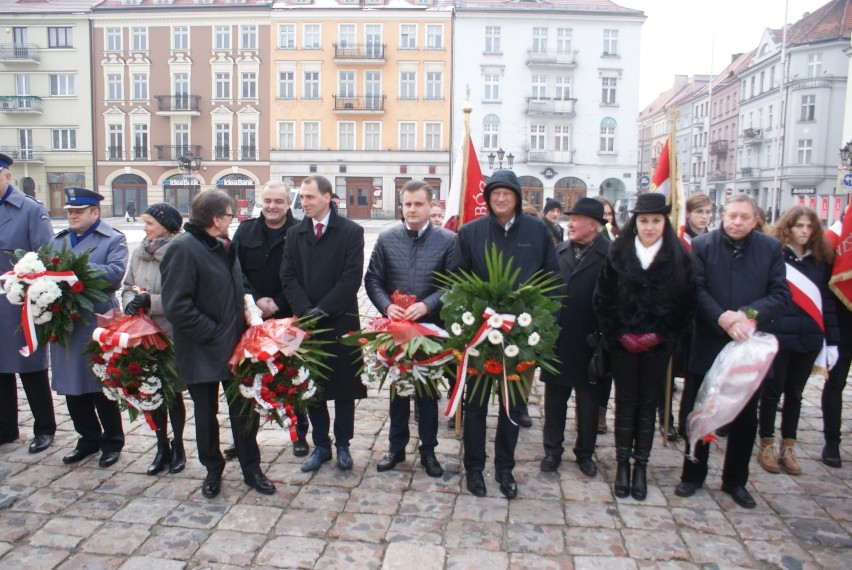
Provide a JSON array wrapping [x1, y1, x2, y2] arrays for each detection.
[[0, 0, 644, 218], [638, 0, 852, 224]]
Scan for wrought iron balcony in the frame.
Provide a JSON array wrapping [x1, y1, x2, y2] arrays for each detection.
[[155, 95, 201, 115], [0, 43, 40, 63], [240, 145, 257, 160], [0, 96, 42, 114], [710, 140, 729, 154], [214, 145, 231, 160], [333, 95, 386, 112], [743, 128, 763, 141], [333, 43, 385, 61], [526, 49, 578, 67], [107, 146, 123, 160], [526, 97, 576, 116], [132, 146, 148, 160], [739, 167, 757, 178], [155, 145, 202, 161], [0, 146, 45, 162]]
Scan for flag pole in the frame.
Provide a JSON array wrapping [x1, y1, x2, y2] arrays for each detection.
[[457, 86, 472, 231], [663, 109, 680, 446]]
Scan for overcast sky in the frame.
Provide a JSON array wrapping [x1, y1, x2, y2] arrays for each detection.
[[625, 0, 832, 107]]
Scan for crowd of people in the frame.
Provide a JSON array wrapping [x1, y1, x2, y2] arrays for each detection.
[[1, 148, 847, 508]]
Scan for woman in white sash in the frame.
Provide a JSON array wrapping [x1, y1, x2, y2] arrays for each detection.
[[759, 206, 840, 475]]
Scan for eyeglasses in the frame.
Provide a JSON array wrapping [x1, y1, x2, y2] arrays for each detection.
[[220, 212, 235, 219]]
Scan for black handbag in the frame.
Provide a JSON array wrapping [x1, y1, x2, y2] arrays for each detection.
[[587, 332, 611, 385]]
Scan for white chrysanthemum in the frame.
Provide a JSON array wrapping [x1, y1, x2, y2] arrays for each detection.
[[517, 313, 532, 327], [296, 367, 310, 385], [239, 385, 255, 399], [33, 311, 53, 325], [504, 344, 520, 357], [467, 347, 480, 357], [462, 312, 475, 325], [13, 252, 46, 276], [2, 278, 26, 305], [139, 393, 163, 411], [29, 279, 62, 308], [143, 376, 162, 391], [451, 323, 462, 336], [302, 380, 317, 399], [488, 313, 504, 329], [102, 387, 120, 401], [488, 330, 504, 345], [92, 363, 107, 380], [528, 332, 541, 347]]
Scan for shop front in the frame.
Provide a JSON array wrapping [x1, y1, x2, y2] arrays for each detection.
[[163, 175, 201, 216], [111, 173, 148, 218]]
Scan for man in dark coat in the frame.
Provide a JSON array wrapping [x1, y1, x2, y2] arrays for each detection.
[[231, 180, 310, 458], [539, 197, 609, 477], [0, 153, 57, 453], [161, 189, 275, 499], [675, 195, 790, 509], [281, 175, 366, 472], [364, 180, 455, 477], [450, 169, 559, 499], [51, 187, 128, 468]]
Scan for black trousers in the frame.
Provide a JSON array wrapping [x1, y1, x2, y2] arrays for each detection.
[[0, 370, 56, 439], [543, 382, 598, 460], [187, 380, 260, 477], [680, 372, 761, 488], [65, 392, 124, 453], [388, 394, 438, 456], [463, 389, 520, 474], [823, 343, 851, 444], [597, 375, 613, 409], [308, 399, 354, 450], [760, 349, 819, 440], [151, 394, 187, 445]]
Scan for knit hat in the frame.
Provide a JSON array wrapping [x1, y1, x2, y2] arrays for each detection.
[[484, 170, 523, 216], [542, 198, 563, 217], [145, 203, 183, 233]]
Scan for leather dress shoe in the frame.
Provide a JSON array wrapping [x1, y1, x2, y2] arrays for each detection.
[[518, 411, 533, 428], [495, 471, 518, 499], [29, 434, 53, 454], [675, 481, 701, 498], [722, 484, 756, 509], [223, 445, 238, 460], [244, 471, 276, 495], [540, 453, 561, 472], [466, 470, 486, 497], [293, 436, 309, 457], [63, 448, 97, 464], [377, 450, 406, 472], [661, 424, 679, 442], [301, 446, 332, 472], [99, 451, 121, 468], [201, 472, 222, 498], [577, 457, 597, 477], [336, 445, 353, 470], [420, 455, 443, 477]]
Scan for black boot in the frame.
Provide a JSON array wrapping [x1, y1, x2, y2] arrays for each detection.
[[147, 434, 171, 476], [614, 402, 635, 499], [632, 404, 656, 501], [168, 400, 187, 474], [169, 439, 186, 474]]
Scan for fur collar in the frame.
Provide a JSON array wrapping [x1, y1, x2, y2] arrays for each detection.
[[609, 232, 677, 283]]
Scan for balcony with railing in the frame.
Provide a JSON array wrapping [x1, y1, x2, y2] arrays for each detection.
[[743, 128, 763, 143], [526, 49, 578, 67], [0, 96, 42, 114], [526, 97, 576, 117], [525, 149, 575, 164], [710, 140, 729, 154], [0, 146, 45, 162], [240, 145, 257, 160], [0, 44, 41, 63], [155, 95, 201, 115], [155, 145, 202, 161], [107, 146, 123, 160], [214, 145, 231, 160], [690, 176, 702, 184], [692, 116, 704, 129], [739, 166, 757, 178], [132, 146, 148, 160], [333, 95, 385, 112], [333, 43, 385, 63]]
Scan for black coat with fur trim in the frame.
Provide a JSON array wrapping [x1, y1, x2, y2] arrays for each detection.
[[593, 236, 697, 354]]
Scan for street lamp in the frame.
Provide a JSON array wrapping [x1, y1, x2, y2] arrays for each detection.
[[840, 140, 852, 170], [487, 147, 514, 170], [178, 154, 201, 175]]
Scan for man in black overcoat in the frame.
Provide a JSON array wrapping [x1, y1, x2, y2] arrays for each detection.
[[539, 197, 610, 477], [281, 175, 366, 472]]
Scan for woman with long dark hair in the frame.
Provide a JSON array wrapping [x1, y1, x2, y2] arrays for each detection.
[[758, 206, 839, 475], [594, 193, 696, 500]]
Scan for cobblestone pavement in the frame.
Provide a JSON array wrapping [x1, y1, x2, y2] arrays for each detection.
[[1, 219, 850, 569]]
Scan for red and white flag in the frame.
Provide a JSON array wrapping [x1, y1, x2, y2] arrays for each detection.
[[445, 134, 486, 227], [829, 200, 852, 310], [650, 137, 689, 250]]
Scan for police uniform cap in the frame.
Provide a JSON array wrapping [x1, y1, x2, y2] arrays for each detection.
[[63, 186, 105, 209], [0, 153, 13, 170]]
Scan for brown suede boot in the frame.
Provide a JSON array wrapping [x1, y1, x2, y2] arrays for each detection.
[[757, 437, 780, 474], [779, 438, 802, 475]]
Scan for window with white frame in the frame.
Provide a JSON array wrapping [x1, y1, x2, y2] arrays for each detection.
[[131, 27, 147, 51], [797, 139, 812, 164], [339, 24, 356, 48], [133, 123, 148, 159], [768, 105, 774, 129], [483, 114, 499, 149], [555, 76, 571, 100], [800, 94, 815, 121], [532, 27, 547, 54], [485, 26, 501, 54], [52, 129, 76, 150], [364, 122, 381, 151], [399, 122, 416, 150], [174, 123, 189, 151], [554, 125, 570, 151], [215, 123, 230, 158], [603, 29, 618, 55], [172, 26, 189, 50], [215, 25, 231, 50], [48, 27, 73, 48], [365, 71, 381, 108], [338, 70, 355, 98], [303, 121, 320, 150], [806, 53, 822, 78], [425, 70, 442, 99], [399, 70, 416, 99], [49, 73, 75, 96], [303, 71, 320, 99], [15, 74, 29, 97], [530, 124, 545, 150], [279, 24, 295, 49], [599, 117, 616, 152], [484, 74, 499, 101], [365, 24, 381, 57], [241, 25, 257, 49], [107, 73, 123, 100], [531, 75, 546, 99], [425, 25, 443, 49], [241, 72, 257, 99], [277, 121, 295, 150], [400, 24, 417, 49], [424, 122, 441, 151], [241, 123, 257, 158], [215, 71, 231, 99], [556, 28, 571, 54], [304, 24, 321, 49], [338, 122, 355, 151], [106, 27, 122, 52], [173, 72, 189, 104], [278, 70, 294, 99], [108, 124, 123, 158], [601, 77, 617, 104]]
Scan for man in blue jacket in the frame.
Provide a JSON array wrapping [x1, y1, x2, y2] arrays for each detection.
[[675, 195, 790, 508]]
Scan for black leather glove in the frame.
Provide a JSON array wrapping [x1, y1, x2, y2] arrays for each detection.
[[124, 292, 151, 315]]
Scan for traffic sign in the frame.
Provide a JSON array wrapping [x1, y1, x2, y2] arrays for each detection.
[[844, 173, 852, 187]]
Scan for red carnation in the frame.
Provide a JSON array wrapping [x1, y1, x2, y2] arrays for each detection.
[[91, 354, 105, 365], [50, 256, 60, 266], [70, 313, 79, 322], [241, 377, 253, 387], [484, 359, 503, 374], [71, 281, 84, 293], [51, 303, 61, 314], [284, 366, 298, 379], [48, 336, 57, 343], [127, 362, 143, 375], [261, 373, 274, 385], [275, 384, 287, 394]]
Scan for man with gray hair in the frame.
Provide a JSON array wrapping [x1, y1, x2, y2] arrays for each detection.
[[675, 194, 789, 509]]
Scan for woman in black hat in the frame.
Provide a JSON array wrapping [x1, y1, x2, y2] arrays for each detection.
[[593, 193, 696, 500], [121, 203, 188, 475]]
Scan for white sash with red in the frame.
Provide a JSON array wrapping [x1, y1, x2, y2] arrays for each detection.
[[785, 261, 830, 373]]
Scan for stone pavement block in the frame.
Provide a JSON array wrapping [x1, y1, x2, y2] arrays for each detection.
[[328, 512, 392, 543], [80, 522, 152, 556], [670, 506, 738, 536], [359, 469, 412, 494], [0, 511, 49, 542], [452, 493, 508, 522], [573, 556, 637, 570], [160, 501, 228, 529], [237, 483, 298, 508], [0, 545, 69, 569], [0, 484, 35, 509], [112, 497, 180, 525], [621, 528, 689, 561], [635, 562, 700, 570], [617, 505, 678, 531], [56, 552, 125, 570], [814, 495, 852, 522], [764, 493, 827, 518], [723, 511, 792, 541], [254, 535, 327, 568], [508, 498, 565, 525], [309, 463, 366, 489], [564, 500, 620, 529], [217, 504, 282, 534], [136, 525, 209, 560], [381, 542, 445, 570], [795, 473, 852, 497], [397, 490, 456, 519], [314, 540, 385, 570], [564, 527, 626, 557], [28, 517, 102, 549], [749, 472, 803, 495], [445, 548, 508, 570], [141, 477, 201, 501], [407, 468, 463, 494], [0, 462, 28, 482], [560, 479, 614, 503], [506, 522, 564, 555], [743, 539, 818, 570], [193, 529, 266, 565], [64, 491, 130, 519], [0, 543, 11, 558], [786, 517, 852, 548], [509, 552, 574, 570], [679, 528, 754, 567], [290, 484, 350, 511], [444, 520, 504, 551], [274, 509, 338, 538], [4, 464, 67, 487], [96, 472, 157, 497], [52, 467, 114, 491], [809, 546, 852, 568], [118, 556, 185, 570], [345, 487, 403, 515], [385, 515, 446, 545]]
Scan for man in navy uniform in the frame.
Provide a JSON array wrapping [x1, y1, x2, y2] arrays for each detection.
[[52, 186, 128, 467], [0, 153, 57, 453]]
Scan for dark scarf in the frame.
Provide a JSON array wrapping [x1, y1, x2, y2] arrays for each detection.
[[720, 226, 752, 258], [142, 236, 172, 256]]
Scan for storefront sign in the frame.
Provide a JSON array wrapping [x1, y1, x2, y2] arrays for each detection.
[[163, 178, 199, 186], [791, 187, 815, 195], [216, 178, 255, 186]]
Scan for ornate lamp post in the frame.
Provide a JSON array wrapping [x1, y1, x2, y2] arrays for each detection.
[[487, 148, 514, 171]]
